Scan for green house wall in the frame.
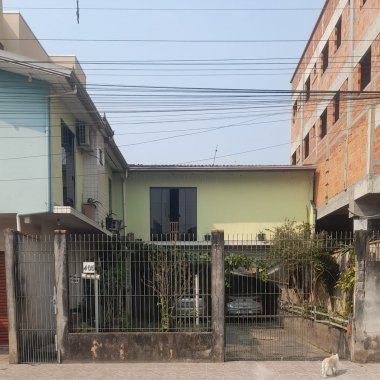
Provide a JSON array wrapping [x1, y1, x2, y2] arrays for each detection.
[[125, 170, 314, 240]]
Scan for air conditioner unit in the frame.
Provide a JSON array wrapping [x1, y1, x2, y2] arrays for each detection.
[[76, 121, 91, 148]]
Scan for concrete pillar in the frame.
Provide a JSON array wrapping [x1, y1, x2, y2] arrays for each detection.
[[351, 230, 380, 362], [211, 230, 225, 362], [54, 230, 69, 363], [4, 229, 18, 364]]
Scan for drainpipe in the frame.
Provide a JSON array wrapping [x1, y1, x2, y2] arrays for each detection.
[[16, 214, 21, 232], [122, 169, 128, 235], [310, 201, 317, 229], [47, 96, 52, 212]]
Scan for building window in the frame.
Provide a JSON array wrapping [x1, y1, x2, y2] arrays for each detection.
[[292, 100, 297, 123], [305, 76, 311, 101], [150, 187, 197, 241], [291, 151, 297, 165], [361, 0, 367, 7], [304, 133, 310, 159], [61, 121, 75, 207], [334, 92, 340, 123], [360, 47, 371, 90], [320, 109, 327, 139], [335, 18, 342, 51], [322, 42, 329, 73]]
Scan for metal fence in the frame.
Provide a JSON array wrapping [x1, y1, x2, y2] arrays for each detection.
[[7, 229, 356, 363], [67, 235, 212, 333], [223, 230, 353, 360], [14, 234, 56, 363]]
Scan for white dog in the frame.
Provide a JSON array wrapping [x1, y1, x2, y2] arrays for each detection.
[[321, 353, 339, 377]]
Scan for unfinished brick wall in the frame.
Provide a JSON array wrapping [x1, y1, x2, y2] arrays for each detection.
[[291, 0, 380, 209]]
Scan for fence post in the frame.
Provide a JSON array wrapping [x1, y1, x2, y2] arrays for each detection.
[[351, 230, 370, 363], [211, 229, 225, 362], [4, 229, 18, 364], [54, 230, 69, 363]]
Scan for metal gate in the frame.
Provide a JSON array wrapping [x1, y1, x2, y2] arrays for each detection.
[[224, 233, 345, 361], [15, 235, 57, 363]]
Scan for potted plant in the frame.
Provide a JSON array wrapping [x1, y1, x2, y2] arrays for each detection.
[[82, 198, 102, 220], [257, 231, 266, 241], [105, 212, 115, 229]]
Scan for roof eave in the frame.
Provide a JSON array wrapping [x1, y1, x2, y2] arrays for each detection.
[[127, 165, 316, 173]]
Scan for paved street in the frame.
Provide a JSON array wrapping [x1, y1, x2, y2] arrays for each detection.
[[1, 350, 380, 380]]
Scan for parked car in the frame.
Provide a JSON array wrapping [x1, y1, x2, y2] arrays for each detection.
[[226, 295, 263, 316], [176, 296, 205, 317]]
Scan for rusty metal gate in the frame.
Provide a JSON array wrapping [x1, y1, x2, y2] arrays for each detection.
[[224, 232, 351, 361], [15, 235, 57, 363]]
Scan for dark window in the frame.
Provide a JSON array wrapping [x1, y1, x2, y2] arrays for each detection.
[[150, 188, 197, 241], [61, 121, 75, 207], [320, 110, 327, 139], [304, 133, 310, 159], [334, 92, 340, 123], [335, 18, 342, 51], [362, 0, 367, 7], [305, 77, 311, 101], [293, 100, 297, 123], [360, 47, 371, 90], [322, 42, 329, 72], [291, 152, 297, 165], [0, 42, 4, 50]]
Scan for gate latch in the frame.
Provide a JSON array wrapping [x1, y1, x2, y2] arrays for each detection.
[[52, 286, 57, 315]]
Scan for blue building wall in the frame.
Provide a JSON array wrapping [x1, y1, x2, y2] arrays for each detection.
[[0, 70, 50, 213]]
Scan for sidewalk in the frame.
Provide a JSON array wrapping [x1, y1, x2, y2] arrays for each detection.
[[1, 351, 380, 380]]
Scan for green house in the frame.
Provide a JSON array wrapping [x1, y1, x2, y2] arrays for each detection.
[[125, 165, 315, 241]]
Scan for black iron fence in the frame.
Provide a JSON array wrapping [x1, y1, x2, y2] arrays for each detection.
[[14, 234, 56, 363], [67, 235, 212, 333]]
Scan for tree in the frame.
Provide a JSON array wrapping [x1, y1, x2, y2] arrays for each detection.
[[268, 220, 339, 306]]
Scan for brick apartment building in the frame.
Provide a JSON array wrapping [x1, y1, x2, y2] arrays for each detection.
[[291, 0, 380, 232]]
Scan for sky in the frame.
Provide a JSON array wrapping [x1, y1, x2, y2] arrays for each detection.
[[4, 0, 325, 165]]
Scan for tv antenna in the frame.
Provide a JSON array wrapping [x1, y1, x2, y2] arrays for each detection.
[[76, 0, 80, 24], [212, 145, 218, 166]]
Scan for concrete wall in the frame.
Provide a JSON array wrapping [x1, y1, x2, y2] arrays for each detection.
[[125, 170, 314, 240], [283, 317, 351, 359], [67, 333, 213, 362], [0, 13, 49, 61], [0, 70, 50, 214], [50, 56, 86, 86]]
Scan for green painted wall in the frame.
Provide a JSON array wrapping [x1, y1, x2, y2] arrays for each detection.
[[125, 170, 314, 240]]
